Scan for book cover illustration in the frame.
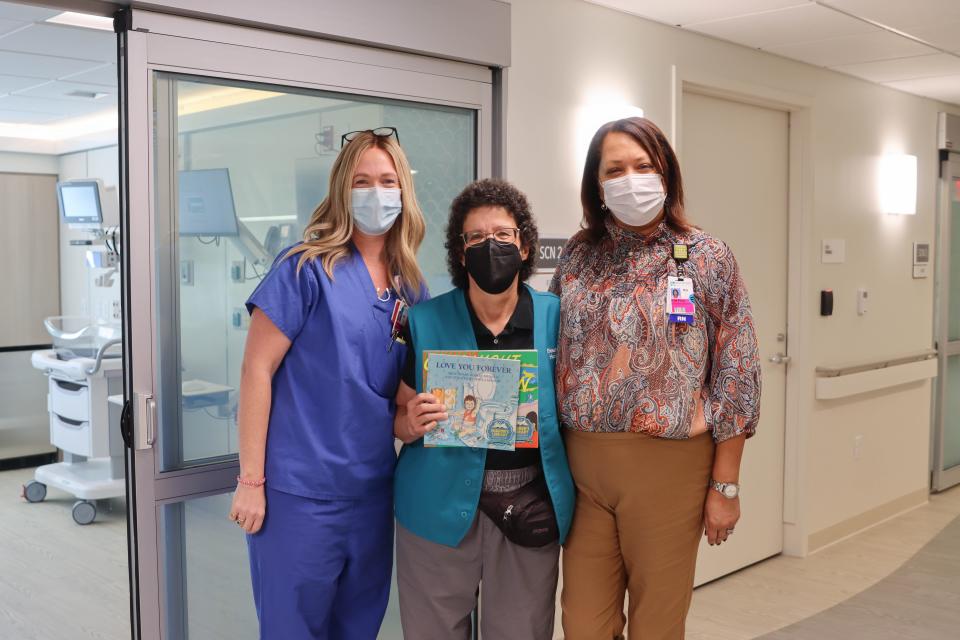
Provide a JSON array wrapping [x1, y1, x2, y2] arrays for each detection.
[[422, 350, 539, 449], [422, 352, 522, 450]]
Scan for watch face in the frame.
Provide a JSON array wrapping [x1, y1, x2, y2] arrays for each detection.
[[723, 485, 738, 498]]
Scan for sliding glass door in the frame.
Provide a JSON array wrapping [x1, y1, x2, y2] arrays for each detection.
[[119, 11, 492, 638], [934, 153, 960, 491]]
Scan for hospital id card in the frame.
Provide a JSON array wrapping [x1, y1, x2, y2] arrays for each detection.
[[667, 276, 695, 324]]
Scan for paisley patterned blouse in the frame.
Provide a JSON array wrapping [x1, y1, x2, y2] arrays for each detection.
[[548, 218, 761, 443]]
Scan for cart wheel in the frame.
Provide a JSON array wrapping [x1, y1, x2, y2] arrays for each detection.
[[72, 500, 97, 525], [23, 481, 47, 503]]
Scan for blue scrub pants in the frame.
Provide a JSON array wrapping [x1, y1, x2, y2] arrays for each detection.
[[247, 487, 393, 640]]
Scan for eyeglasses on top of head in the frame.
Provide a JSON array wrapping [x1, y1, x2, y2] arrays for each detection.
[[340, 126, 400, 148], [461, 227, 521, 247]]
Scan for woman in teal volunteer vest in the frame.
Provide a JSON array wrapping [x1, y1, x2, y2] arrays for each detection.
[[393, 179, 574, 640]]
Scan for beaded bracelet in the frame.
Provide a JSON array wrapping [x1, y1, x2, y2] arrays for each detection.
[[236, 475, 266, 488]]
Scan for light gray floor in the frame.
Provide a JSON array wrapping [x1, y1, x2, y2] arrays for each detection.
[[759, 514, 960, 640], [0, 466, 129, 640], [0, 466, 406, 640], [4, 460, 957, 640]]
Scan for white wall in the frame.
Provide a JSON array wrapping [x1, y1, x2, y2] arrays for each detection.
[[0, 152, 58, 175], [506, 0, 959, 553]]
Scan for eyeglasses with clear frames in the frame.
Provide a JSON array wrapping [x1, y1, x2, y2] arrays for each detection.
[[461, 227, 521, 247], [340, 126, 400, 148]]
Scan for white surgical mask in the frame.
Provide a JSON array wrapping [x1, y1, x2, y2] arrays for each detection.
[[351, 187, 402, 236], [601, 173, 666, 228]]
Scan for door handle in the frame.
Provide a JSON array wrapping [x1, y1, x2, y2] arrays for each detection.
[[769, 353, 791, 365], [135, 392, 156, 450]]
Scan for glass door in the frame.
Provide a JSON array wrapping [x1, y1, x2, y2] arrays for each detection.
[[119, 11, 491, 639], [934, 153, 960, 491]]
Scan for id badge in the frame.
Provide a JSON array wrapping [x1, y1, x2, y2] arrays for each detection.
[[667, 276, 695, 324], [390, 298, 409, 335], [387, 298, 409, 352]]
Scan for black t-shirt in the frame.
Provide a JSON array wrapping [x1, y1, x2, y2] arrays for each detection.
[[401, 287, 541, 470]]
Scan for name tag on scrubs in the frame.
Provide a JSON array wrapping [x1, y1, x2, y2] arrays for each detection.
[[667, 276, 695, 324]]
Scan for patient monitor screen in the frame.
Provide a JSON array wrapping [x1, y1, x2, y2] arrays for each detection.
[[57, 181, 103, 224], [178, 168, 240, 237]]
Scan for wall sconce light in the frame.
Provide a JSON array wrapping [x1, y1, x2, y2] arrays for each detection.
[[879, 154, 917, 215], [574, 93, 644, 171]]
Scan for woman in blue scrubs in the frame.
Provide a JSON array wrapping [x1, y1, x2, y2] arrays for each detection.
[[227, 128, 427, 639]]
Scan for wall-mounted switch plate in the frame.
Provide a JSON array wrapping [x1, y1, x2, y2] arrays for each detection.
[[821, 239, 845, 264]]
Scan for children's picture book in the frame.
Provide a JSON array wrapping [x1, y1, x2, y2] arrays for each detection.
[[422, 350, 539, 449], [422, 352, 521, 450]]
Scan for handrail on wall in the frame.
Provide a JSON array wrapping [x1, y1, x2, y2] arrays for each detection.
[[815, 349, 937, 378], [814, 349, 939, 400]]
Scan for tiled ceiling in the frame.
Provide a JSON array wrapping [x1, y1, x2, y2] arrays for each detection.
[[587, 0, 960, 105], [0, 1, 116, 126]]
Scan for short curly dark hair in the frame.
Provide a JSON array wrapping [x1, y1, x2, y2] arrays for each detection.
[[445, 178, 539, 290]]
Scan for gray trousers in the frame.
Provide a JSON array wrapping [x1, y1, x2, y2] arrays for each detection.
[[396, 516, 560, 640]]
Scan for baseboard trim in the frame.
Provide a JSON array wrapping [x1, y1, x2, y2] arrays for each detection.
[[808, 488, 929, 553]]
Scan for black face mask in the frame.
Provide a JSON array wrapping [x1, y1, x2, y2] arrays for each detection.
[[464, 239, 523, 294]]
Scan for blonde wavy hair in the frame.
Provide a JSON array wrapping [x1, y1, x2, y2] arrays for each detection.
[[285, 131, 426, 300]]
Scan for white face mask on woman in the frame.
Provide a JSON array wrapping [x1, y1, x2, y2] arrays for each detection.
[[601, 173, 666, 228], [351, 187, 402, 236]]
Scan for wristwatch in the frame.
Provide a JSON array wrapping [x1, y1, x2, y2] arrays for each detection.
[[710, 479, 740, 499]]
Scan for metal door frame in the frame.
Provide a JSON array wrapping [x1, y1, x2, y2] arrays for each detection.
[[118, 10, 494, 638], [933, 153, 960, 491]]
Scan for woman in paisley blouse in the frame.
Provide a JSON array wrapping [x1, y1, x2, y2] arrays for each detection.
[[550, 117, 761, 640]]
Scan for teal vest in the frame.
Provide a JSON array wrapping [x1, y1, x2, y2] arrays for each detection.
[[394, 285, 575, 547]]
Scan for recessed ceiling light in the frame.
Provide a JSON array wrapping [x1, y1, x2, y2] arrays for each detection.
[[46, 12, 114, 32]]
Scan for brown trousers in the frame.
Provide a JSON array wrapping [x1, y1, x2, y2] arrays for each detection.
[[561, 430, 715, 640]]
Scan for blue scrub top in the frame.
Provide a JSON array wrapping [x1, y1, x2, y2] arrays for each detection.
[[246, 243, 409, 501]]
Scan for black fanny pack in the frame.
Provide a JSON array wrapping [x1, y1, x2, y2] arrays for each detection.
[[478, 473, 559, 548]]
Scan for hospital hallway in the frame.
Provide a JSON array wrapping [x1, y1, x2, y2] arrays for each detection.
[[3, 0, 960, 638], [3, 460, 958, 639]]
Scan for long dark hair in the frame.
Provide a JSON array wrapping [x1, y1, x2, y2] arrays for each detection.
[[579, 117, 694, 244]]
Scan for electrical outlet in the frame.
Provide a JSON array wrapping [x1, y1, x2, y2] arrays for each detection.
[[231, 261, 244, 283], [112, 300, 121, 321], [180, 260, 194, 286], [854, 435, 864, 460], [232, 307, 250, 330]]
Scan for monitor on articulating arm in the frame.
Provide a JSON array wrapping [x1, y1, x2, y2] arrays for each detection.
[[57, 179, 105, 230], [178, 168, 241, 237], [178, 168, 270, 269]]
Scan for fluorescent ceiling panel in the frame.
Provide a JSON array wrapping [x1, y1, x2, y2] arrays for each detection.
[[885, 74, 960, 103], [766, 30, 935, 67], [0, 50, 104, 80], [0, 94, 111, 117], [687, 4, 876, 49], [45, 11, 114, 31], [18, 80, 116, 101], [906, 21, 960, 53], [0, 74, 46, 94], [820, 0, 960, 30], [0, 108, 61, 124], [63, 64, 117, 87], [586, 0, 809, 27], [833, 53, 960, 83], [0, 3, 59, 22], [0, 23, 115, 63], [0, 16, 26, 36]]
